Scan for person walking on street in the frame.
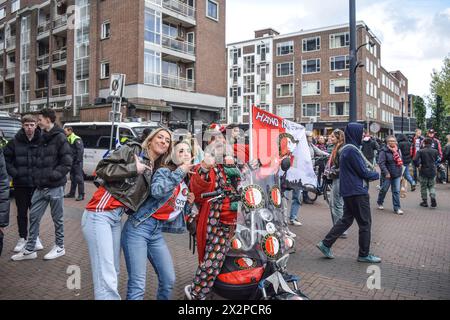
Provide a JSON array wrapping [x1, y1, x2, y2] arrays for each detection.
[[0, 148, 10, 257], [414, 138, 439, 208], [304, 131, 329, 204], [316, 123, 380, 263], [325, 129, 348, 238], [3, 115, 44, 253], [64, 126, 85, 201], [397, 134, 416, 191], [411, 129, 424, 181], [11, 108, 72, 261], [377, 136, 404, 215], [361, 131, 379, 166]]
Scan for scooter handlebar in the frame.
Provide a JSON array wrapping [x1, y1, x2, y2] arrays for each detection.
[[201, 191, 222, 199]]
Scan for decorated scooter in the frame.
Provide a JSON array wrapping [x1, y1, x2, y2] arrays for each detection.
[[189, 154, 308, 300]]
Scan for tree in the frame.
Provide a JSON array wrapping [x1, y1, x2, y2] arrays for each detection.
[[430, 95, 447, 142], [414, 96, 426, 131], [430, 56, 450, 115]]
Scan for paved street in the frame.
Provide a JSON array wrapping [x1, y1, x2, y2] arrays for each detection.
[[0, 180, 449, 300]]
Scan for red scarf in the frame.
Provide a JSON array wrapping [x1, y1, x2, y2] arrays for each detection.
[[388, 145, 403, 167]]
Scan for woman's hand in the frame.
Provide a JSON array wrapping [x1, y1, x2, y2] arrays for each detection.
[[134, 154, 152, 174]]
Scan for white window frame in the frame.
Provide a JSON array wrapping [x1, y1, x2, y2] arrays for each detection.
[[276, 83, 293, 98], [302, 58, 321, 74], [276, 62, 294, 77], [302, 103, 320, 117], [329, 102, 349, 116], [302, 80, 321, 96], [0, 7, 6, 20], [186, 32, 195, 44], [302, 36, 320, 52], [100, 61, 110, 79], [330, 78, 350, 94], [101, 21, 111, 40], [329, 32, 349, 49], [206, 0, 219, 22], [330, 55, 350, 71], [276, 41, 294, 56], [186, 67, 194, 81], [11, 0, 20, 13], [276, 104, 295, 119]]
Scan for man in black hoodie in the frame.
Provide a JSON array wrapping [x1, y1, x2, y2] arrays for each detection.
[[4, 115, 44, 253], [414, 138, 439, 208], [397, 134, 416, 191], [0, 148, 10, 257], [12, 109, 72, 261]]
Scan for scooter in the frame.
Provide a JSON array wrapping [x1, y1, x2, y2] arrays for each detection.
[[185, 160, 308, 300]]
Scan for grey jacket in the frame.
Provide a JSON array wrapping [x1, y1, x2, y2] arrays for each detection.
[[95, 142, 152, 212]]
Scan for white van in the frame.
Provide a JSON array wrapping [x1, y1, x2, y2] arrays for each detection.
[[63, 121, 159, 176]]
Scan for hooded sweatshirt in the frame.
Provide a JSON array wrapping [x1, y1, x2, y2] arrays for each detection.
[[339, 123, 380, 198], [397, 134, 412, 165]]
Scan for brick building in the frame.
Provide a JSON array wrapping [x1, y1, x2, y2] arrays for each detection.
[[0, 0, 226, 129], [226, 21, 408, 136]]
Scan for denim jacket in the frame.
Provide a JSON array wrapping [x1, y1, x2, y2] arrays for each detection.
[[129, 166, 191, 233]]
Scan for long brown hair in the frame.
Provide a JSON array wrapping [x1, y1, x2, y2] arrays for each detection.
[[142, 128, 173, 171], [331, 129, 345, 163]]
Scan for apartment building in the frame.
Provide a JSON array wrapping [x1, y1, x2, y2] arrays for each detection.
[[226, 21, 408, 136], [0, 0, 226, 129]]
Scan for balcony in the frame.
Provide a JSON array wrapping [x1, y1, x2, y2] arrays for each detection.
[[53, 15, 68, 30], [37, 21, 51, 38], [161, 73, 194, 92], [162, 35, 195, 56], [37, 54, 50, 68], [52, 84, 67, 97], [5, 67, 15, 79], [35, 87, 49, 99], [5, 37, 15, 51], [52, 48, 67, 64], [161, 0, 196, 25], [4, 94, 15, 104]]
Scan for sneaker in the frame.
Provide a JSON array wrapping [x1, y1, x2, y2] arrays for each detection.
[[316, 241, 334, 259], [377, 205, 384, 210], [35, 237, 44, 251], [289, 219, 303, 226], [43, 245, 65, 260], [13, 238, 27, 253], [430, 198, 437, 208], [287, 230, 297, 238], [339, 233, 348, 239], [358, 254, 381, 263], [411, 184, 416, 192], [64, 193, 75, 198], [420, 200, 428, 207], [395, 209, 404, 215], [184, 285, 193, 300], [75, 194, 85, 202], [11, 249, 37, 261]]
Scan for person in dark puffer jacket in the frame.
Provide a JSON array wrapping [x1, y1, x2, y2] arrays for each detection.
[[3, 114, 44, 253], [397, 134, 416, 191], [0, 148, 10, 257], [11, 108, 72, 261]]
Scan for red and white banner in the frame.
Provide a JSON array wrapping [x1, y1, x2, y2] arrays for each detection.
[[251, 105, 316, 187]]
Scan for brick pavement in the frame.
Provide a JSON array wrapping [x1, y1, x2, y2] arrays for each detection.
[[0, 180, 449, 300]]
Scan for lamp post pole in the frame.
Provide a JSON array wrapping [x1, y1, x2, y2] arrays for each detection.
[[349, 0, 357, 123], [401, 97, 404, 133]]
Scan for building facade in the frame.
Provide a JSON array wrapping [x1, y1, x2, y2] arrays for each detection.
[[226, 22, 408, 136], [0, 0, 226, 129]]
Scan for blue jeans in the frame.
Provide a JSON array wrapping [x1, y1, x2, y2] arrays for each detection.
[[377, 176, 401, 211], [288, 188, 301, 221], [81, 208, 123, 300], [403, 164, 416, 186], [122, 216, 175, 300]]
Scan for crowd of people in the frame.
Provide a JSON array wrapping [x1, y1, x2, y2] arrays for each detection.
[[0, 113, 449, 300]]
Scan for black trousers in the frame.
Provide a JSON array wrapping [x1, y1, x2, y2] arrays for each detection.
[[69, 162, 85, 196], [14, 186, 35, 239], [323, 194, 372, 257]]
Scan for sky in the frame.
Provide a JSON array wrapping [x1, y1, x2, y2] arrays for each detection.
[[226, 0, 450, 99]]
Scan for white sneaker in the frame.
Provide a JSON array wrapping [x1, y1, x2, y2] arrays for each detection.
[[287, 230, 297, 238], [35, 237, 44, 251], [377, 205, 384, 210], [289, 219, 303, 226], [395, 209, 404, 215], [13, 238, 27, 253], [43, 245, 65, 260], [11, 249, 37, 261]]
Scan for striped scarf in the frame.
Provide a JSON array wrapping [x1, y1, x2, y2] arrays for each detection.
[[388, 146, 403, 167]]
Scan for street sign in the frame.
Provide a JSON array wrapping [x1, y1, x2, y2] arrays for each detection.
[[370, 122, 381, 133], [109, 111, 122, 123], [109, 74, 126, 98]]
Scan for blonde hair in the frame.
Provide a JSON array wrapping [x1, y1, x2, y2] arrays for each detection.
[[142, 127, 173, 170]]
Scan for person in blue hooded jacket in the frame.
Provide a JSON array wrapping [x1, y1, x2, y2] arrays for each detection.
[[316, 123, 381, 263]]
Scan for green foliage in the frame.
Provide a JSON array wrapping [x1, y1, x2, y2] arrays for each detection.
[[430, 56, 450, 115], [414, 96, 426, 131]]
